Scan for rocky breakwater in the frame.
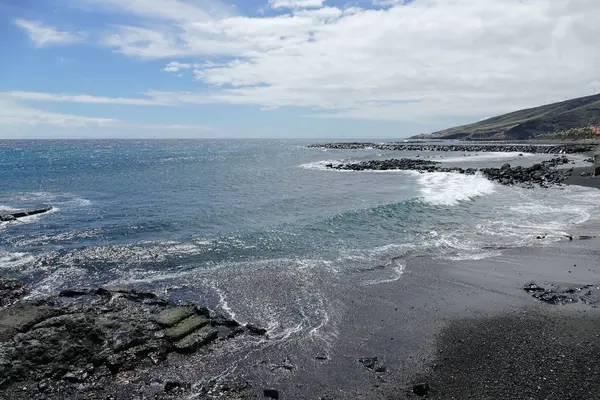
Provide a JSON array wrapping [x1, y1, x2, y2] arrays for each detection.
[[309, 142, 596, 154], [328, 155, 573, 187], [0, 279, 266, 399]]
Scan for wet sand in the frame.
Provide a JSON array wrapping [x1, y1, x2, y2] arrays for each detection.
[[565, 166, 600, 189], [2, 238, 599, 399], [188, 239, 600, 399]]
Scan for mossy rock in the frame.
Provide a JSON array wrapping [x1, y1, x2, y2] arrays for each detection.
[[173, 325, 218, 353], [164, 315, 208, 341], [152, 307, 195, 327]]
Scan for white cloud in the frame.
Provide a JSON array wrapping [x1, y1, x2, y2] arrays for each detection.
[[90, 0, 600, 122], [268, 0, 325, 9], [14, 19, 86, 47], [14, 0, 600, 125], [0, 95, 210, 135], [0, 96, 118, 127], [163, 61, 201, 72], [5, 91, 169, 106]]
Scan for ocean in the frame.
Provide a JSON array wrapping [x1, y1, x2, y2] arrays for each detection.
[[1, 139, 599, 341]]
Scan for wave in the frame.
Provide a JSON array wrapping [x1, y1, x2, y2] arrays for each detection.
[[298, 160, 343, 171], [0, 251, 36, 270], [412, 171, 496, 206]]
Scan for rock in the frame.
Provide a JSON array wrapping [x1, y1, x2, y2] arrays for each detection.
[[0, 284, 256, 397], [37, 379, 53, 393], [164, 315, 209, 341], [62, 369, 88, 383], [413, 382, 430, 397], [374, 364, 387, 373], [501, 163, 511, 170], [0, 277, 27, 307], [264, 388, 280, 399], [210, 314, 241, 327], [59, 289, 90, 297], [309, 142, 596, 155], [246, 324, 267, 336], [164, 380, 189, 393], [522, 282, 545, 292], [151, 307, 195, 327], [359, 357, 378, 369], [0, 301, 62, 342], [111, 331, 146, 352], [173, 325, 218, 353]]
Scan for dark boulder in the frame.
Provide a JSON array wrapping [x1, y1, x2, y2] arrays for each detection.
[[412, 382, 430, 397]]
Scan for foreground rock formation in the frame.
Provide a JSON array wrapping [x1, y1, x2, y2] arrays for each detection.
[[327, 156, 573, 188], [0, 280, 265, 399]]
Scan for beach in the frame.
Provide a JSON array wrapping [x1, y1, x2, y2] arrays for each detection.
[[1, 140, 600, 399]]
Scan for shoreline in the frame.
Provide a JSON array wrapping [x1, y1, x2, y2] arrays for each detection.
[[2, 239, 600, 399], [2, 142, 600, 399]]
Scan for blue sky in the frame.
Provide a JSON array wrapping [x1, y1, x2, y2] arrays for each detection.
[[1, 0, 598, 138]]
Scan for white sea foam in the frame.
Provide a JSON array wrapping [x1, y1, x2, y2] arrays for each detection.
[[298, 160, 343, 170], [414, 171, 496, 206], [0, 251, 36, 270]]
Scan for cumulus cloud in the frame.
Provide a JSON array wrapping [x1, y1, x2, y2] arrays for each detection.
[[268, 0, 326, 9], [0, 96, 118, 127], [163, 61, 201, 72], [5, 91, 169, 106], [14, 19, 86, 47], [15, 0, 600, 124], [90, 0, 600, 122], [0, 95, 210, 135]]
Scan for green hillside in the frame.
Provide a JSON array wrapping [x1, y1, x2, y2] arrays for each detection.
[[413, 93, 600, 139]]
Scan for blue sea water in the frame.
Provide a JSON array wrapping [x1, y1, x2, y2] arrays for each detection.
[[1, 139, 599, 338]]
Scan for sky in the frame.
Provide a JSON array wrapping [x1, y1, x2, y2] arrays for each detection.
[[0, 0, 599, 139]]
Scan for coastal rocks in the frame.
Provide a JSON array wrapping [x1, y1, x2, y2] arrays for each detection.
[[412, 382, 430, 397], [0, 280, 266, 394], [331, 158, 439, 171], [522, 281, 600, 306], [359, 356, 387, 373], [0, 207, 53, 222], [309, 142, 596, 154], [0, 277, 27, 307], [263, 388, 280, 399], [329, 157, 573, 188]]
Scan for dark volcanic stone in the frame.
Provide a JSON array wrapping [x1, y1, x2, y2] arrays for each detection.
[[0, 277, 27, 307], [327, 154, 576, 189], [412, 382, 430, 397], [246, 323, 267, 336], [522, 282, 545, 292], [309, 142, 595, 154], [359, 357, 379, 370], [264, 388, 280, 399], [0, 285, 263, 397]]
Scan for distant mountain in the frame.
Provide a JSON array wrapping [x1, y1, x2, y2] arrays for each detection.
[[412, 93, 600, 140]]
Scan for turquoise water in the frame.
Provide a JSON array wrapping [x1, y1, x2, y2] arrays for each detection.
[[1, 139, 599, 337]]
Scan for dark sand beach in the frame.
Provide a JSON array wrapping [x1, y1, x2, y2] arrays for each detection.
[[1, 143, 600, 399]]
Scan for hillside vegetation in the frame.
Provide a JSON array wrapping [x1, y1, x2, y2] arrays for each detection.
[[413, 93, 600, 140]]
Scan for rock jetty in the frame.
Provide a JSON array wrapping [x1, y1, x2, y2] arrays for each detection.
[[0, 207, 53, 222], [0, 280, 266, 399], [328, 156, 573, 187], [309, 142, 595, 154]]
